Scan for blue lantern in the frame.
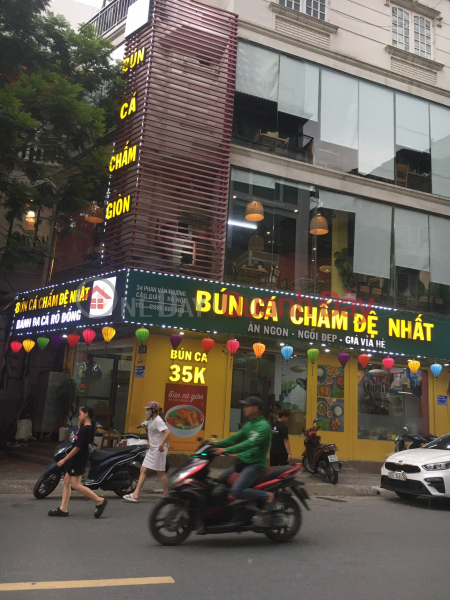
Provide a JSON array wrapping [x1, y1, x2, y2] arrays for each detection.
[[430, 363, 442, 378], [281, 345, 294, 362]]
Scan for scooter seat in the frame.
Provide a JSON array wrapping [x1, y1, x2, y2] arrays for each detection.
[[90, 447, 137, 463]]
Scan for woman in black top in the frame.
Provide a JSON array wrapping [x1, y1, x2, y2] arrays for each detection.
[[48, 406, 107, 518]]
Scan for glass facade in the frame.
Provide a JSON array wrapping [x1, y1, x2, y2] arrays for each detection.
[[233, 41, 450, 198], [358, 366, 429, 441], [226, 167, 450, 315]]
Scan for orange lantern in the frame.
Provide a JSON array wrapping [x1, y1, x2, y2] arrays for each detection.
[[202, 337, 215, 355], [253, 342, 265, 358]]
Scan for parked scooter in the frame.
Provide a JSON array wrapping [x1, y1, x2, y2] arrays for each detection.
[[33, 429, 146, 499], [302, 419, 341, 484], [149, 439, 309, 546], [393, 426, 437, 453], [117, 424, 148, 447]]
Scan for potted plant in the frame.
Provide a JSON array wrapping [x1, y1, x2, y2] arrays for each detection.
[[333, 248, 355, 291]]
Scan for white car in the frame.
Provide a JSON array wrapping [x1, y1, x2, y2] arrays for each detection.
[[381, 434, 450, 499]]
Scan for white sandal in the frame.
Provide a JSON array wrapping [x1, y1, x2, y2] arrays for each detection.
[[123, 494, 138, 502]]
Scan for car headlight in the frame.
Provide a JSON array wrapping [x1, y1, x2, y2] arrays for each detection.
[[422, 462, 450, 471]]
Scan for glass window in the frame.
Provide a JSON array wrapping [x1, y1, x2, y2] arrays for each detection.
[[358, 366, 429, 441], [353, 199, 392, 280], [394, 208, 429, 272], [278, 0, 300, 11], [278, 55, 319, 121], [392, 7, 410, 52], [278, 355, 307, 434], [305, 0, 326, 21], [236, 42, 279, 102], [414, 15, 431, 59], [358, 82, 395, 182], [429, 215, 450, 286], [73, 346, 133, 432], [430, 104, 450, 197], [316, 365, 344, 431]]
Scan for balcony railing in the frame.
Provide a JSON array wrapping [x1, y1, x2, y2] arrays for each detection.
[[87, 0, 137, 36]]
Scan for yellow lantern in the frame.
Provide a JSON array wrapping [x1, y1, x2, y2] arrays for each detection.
[[23, 339, 35, 353], [408, 360, 420, 375], [102, 326, 116, 344]]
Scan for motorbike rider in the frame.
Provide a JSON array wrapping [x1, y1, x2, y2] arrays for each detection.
[[214, 396, 274, 509]]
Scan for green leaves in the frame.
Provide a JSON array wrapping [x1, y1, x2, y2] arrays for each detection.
[[0, 0, 123, 275]]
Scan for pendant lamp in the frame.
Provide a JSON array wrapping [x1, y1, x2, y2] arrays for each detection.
[[245, 200, 264, 222], [37, 336, 50, 351], [102, 326, 116, 344], [10, 340, 22, 354], [201, 337, 215, 354], [307, 347, 320, 374], [135, 327, 150, 345], [248, 234, 264, 252], [227, 339, 239, 356], [253, 342, 265, 372], [82, 328, 96, 346], [358, 354, 370, 369], [85, 203, 104, 223], [67, 334, 80, 349], [23, 339, 35, 353], [309, 213, 328, 235]]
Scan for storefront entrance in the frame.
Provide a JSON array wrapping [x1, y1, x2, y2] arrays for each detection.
[[72, 345, 133, 432]]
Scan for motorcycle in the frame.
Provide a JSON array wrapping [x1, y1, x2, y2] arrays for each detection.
[[302, 420, 341, 484], [33, 430, 146, 499], [393, 426, 437, 453], [149, 439, 309, 546]]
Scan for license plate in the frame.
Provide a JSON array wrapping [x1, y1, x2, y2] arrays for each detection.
[[328, 454, 338, 462], [388, 470, 407, 481]]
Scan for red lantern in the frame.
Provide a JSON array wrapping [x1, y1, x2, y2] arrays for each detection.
[[202, 337, 215, 355], [358, 354, 370, 369], [67, 334, 80, 349], [382, 357, 395, 373], [83, 328, 96, 346], [10, 340, 22, 354], [227, 339, 240, 356]]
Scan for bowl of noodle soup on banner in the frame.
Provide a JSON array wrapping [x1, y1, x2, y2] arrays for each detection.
[[165, 405, 204, 438]]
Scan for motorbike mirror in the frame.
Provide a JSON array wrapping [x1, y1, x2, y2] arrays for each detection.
[[211, 435, 217, 440], [403, 426, 409, 433], [313, 419, 318, 424], [197, 437, 204, 442]]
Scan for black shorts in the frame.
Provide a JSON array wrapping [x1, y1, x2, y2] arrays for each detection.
[[270, 453, 289, 467], [63, 460, 86, 477]]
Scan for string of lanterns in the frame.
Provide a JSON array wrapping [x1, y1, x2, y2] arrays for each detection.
[[6, 326, 448, 381]]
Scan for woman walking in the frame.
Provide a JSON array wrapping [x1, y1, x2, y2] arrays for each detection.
[[123, 401, 169, 502], [48, 406, 107, 518]]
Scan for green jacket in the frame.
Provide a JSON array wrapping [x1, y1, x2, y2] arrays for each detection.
[[216, 416, 271, 467]]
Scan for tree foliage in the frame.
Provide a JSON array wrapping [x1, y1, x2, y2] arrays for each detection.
[[0, 0, 123, 274]]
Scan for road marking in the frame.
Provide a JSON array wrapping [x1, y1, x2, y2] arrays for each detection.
[[0, 577, 174, 591]]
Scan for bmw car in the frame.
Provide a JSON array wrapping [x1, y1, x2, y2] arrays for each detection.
[[381, 434, 450, 499]]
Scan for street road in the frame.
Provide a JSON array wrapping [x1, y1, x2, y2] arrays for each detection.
[[0, 492, 449, 600]]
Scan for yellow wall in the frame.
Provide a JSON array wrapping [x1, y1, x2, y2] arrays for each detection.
[[125, 334, 232, 452]]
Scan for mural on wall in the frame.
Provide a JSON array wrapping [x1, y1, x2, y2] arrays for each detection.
[[316, 364, 345, 432]]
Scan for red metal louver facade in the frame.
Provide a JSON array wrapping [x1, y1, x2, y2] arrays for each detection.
[[103, 0, 238, 279]]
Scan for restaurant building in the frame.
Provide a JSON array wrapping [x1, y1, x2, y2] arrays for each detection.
[[9, 0, 450, 461]]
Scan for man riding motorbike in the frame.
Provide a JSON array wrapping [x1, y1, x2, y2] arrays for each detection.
[[214, 396, 275, 509]]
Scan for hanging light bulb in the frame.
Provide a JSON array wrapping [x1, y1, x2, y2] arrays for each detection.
[[248, 234, 264, 251], [310, 213, 328, 235], [85, 203, 104, 223], [245, 200, 264, 222]]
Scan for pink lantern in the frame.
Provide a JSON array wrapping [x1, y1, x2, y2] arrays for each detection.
[[202, 337, 215, 354], [82, 328, 96, 346], [170, 333, 183, 351], [338, 352, 350, 368], [227, 339, 240, 356], [382, 357, 395, 373]]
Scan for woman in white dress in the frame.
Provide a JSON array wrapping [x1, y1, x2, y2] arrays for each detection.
[[123, 401, 169, 501]]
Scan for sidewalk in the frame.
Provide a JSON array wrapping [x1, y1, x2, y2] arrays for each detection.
[[0, 454, 382, 497]]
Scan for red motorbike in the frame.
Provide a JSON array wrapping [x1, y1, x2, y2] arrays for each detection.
[[149, 439, 309, 546], [302, 419, 341, 484]]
